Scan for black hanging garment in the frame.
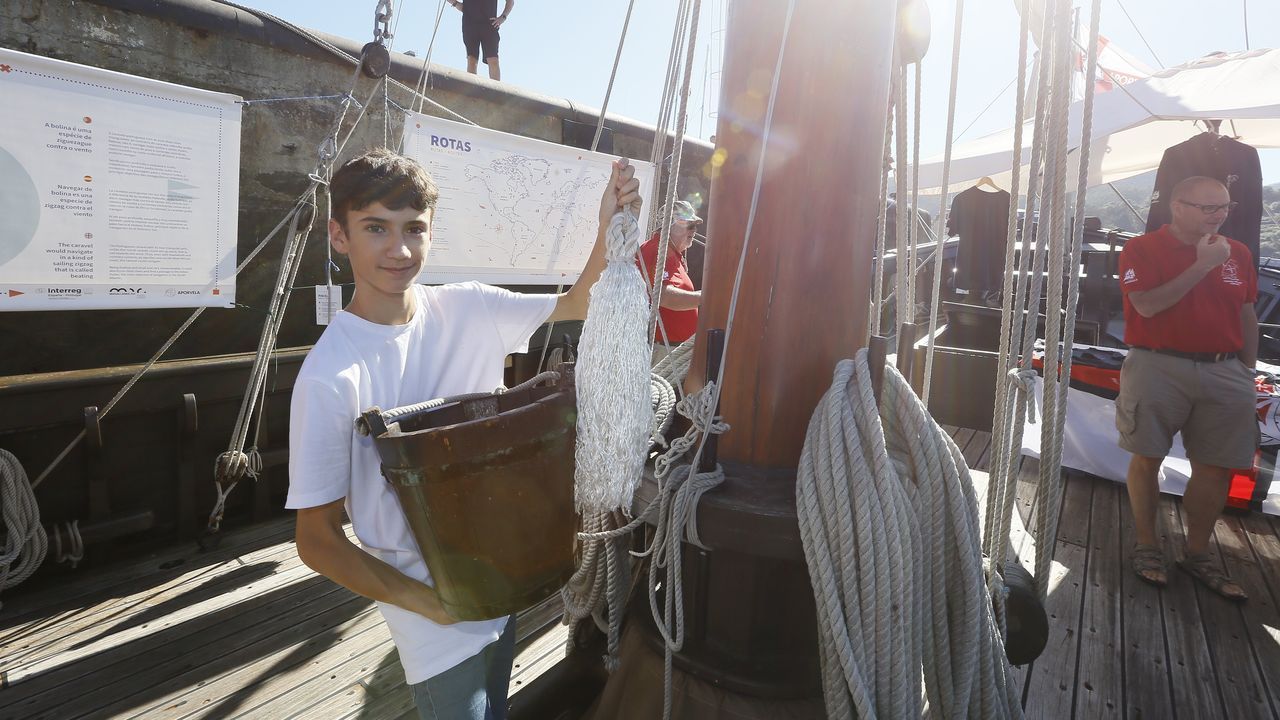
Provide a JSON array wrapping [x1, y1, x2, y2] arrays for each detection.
[[1145, 132, 1264, 265], [948, 186, 1012, 296]]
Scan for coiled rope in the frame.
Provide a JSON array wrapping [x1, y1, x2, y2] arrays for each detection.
[[0, 450, 47, 608], [797, 351, 1022, 720]]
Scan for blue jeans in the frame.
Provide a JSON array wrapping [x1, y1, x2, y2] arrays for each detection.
[[410, 618, 517, 720]]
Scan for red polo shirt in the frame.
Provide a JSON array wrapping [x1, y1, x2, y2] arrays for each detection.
[[1118, 225, 1257, 353], [637, 232, 699, 343]]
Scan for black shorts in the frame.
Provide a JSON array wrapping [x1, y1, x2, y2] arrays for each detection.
[[462, 19, 500, 61]]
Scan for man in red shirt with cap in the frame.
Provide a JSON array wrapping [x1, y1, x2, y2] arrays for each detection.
[[638, 200, 702, 361], [1117, 176, 1257, 601]]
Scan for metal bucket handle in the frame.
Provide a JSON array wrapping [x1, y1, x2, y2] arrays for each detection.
[[356, 369, 565, 439]]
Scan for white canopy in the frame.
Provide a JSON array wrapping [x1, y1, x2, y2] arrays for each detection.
[[915, 48, 1280, 195]]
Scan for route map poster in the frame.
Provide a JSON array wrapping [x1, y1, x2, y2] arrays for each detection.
[[0, 48, 240, 311], [402, 111, 654, 285]]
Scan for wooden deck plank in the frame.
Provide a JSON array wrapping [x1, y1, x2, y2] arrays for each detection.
[[4, 554, 316, 680], [1185, 509, 1272, 718], [1073, 481, 1123, 719], [0, 572, 346, 713], [292, 647, 411, 720], [0, 520, 315, 663], [1116, 490, 1176, 720], [1159, 497, 1226, 719], [1021, 477, 1089, 720], [190, 625, 398, 720], [67, 599, 383, 720], [1243, 510, 1280, 719], [0, 518, 296, 622], [1011, 455, 1041, 571], [1215, 514, 1280, 718]]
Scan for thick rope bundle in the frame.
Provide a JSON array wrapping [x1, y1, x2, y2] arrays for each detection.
[[574, 211, 655, 514], [1, 449, 47, 606], [797, 351, 1022, 720]]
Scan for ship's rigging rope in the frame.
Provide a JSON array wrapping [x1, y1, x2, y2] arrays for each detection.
[[981, 0, 1102, 602], [921, 0, 966, 404], [797, 353, 1022, 720], [535, 0, 640, 378], [560, 0, 707, 687], [207, 2, 398, 532]]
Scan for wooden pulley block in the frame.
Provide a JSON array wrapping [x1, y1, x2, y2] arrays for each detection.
[[897, 0, 932, 65], [360, 41, 391, 79], [1001, 560, 1050, 666]]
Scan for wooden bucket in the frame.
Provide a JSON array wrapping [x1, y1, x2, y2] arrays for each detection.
[[360, 370, 578, 621]]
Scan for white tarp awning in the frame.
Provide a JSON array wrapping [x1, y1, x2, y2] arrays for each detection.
[[916, 48, 1280, 195]]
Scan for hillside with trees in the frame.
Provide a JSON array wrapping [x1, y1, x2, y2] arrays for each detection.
[[1084, 171, 1280, 258]]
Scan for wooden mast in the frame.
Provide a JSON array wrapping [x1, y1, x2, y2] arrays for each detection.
[[592, 2, 902, 715], [688, 0, 899, 468]]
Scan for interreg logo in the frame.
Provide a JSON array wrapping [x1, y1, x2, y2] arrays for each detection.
[[430, 135, 472, 152], [47, 287, 82, 297]]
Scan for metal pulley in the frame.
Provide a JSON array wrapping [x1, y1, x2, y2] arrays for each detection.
[[360, 42, 392, 79], [361, 0, 394, 79]]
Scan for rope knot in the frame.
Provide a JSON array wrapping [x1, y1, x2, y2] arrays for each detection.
[[214, 450, 252, 485], [1007, 367, 1039, 423], [604, 210, 641, 262]]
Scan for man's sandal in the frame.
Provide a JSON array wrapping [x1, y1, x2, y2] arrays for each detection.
[[1178, 553, 1248, 602], [1131, 544, 1168, 587]]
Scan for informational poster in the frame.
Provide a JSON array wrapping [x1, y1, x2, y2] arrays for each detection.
[[0, 48, 240, 311], [402, 112, 654, 285]]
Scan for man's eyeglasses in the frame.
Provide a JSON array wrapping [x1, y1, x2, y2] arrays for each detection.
[[1177, 200, 1238, 215]]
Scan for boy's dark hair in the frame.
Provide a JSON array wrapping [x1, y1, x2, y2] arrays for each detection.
[[330, 148, 439, 226]]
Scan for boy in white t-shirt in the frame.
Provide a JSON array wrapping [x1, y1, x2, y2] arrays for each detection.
[[287, 148, 640, 719]]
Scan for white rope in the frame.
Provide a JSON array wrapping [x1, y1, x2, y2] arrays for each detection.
[[52, 520, 84, 569], [652, 336, 695, 387], [922, 0, 966, 403], [574, 211, 654, 514], [1034, 0, 1102, 603], [983, 0, 1056, 569], [0, 450, 47, 605], [645, 0, 706, 351], [408, 0, 449, 117], [907, 61, 923, 334], [893, 65, 910, 335], [797, 352, 1022, 720], [869, 102, 895, 338], [209, 0, 394, 532], [1029, 0, 1077, 601]]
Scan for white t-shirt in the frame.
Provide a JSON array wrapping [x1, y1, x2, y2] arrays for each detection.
[[286, 282, 557, 684]]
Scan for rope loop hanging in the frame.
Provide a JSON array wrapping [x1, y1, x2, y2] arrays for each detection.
[[797, 351, 1022, 720]]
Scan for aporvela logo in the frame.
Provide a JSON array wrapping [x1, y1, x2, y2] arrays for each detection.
[[109, 287, 145, 295]]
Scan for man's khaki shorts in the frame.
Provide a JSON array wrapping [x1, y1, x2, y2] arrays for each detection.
[[1115, 348, 1258, 469]]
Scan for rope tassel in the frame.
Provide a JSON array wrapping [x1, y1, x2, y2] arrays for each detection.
[[574, 211, 655, 514]]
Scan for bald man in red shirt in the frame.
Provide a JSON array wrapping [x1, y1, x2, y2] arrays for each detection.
[[1117, 176, 1257, 601]]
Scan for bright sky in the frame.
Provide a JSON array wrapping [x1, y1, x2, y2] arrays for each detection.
[[241, 0, 1279, 183]]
